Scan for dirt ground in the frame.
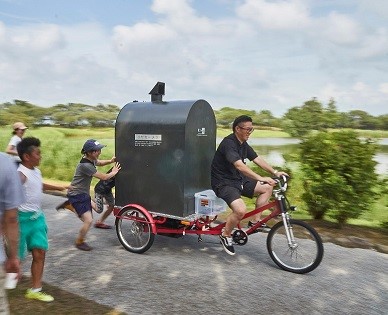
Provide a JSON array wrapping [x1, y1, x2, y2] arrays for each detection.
[[7, 276, 125, 315], [305, 219, 388, 254]]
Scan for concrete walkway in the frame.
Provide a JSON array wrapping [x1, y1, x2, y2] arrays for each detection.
[[31, 193, 388, 315]]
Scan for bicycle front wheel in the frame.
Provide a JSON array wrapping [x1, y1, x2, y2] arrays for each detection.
[[115, 206, 155, 254], [267, 219, 324, 274]]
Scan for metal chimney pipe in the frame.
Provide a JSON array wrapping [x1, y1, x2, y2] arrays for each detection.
[[149, 82, 165, 102]]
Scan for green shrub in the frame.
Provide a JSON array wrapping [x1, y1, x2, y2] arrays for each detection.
[[300, 130, 379, 226]]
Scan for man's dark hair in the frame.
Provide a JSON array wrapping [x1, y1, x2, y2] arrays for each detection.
[[17, 137, 41, 161], [232, 115, 252, 132]]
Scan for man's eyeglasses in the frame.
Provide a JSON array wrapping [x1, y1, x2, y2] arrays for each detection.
[[238, 125, 254, 133]]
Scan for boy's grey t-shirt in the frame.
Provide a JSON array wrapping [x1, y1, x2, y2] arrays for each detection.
[[68, 159, 97, 196]]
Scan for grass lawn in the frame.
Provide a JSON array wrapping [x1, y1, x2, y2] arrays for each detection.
[[1, 125, 387, 227]]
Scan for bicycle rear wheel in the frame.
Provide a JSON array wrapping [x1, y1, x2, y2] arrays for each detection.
[[115, 206, 155, 254], [267, 219, 324, 274]]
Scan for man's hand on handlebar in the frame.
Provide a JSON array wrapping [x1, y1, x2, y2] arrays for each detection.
[[260, 176, 277, 186], [259, 171, 289, 186], [275, 171, 289, 178]]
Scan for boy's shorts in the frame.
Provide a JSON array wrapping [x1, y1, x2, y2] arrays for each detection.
[[68, 193, 92, 217], [18, 211, 48, 260], [95, 192, 115, 213], [212, 179, 257, 206]]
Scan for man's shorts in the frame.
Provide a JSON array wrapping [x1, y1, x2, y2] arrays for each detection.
[[68, 193, 92, 217], [95, 192, 115, 213], [18, 211, 48, 260], [213, 179, 258, 206]]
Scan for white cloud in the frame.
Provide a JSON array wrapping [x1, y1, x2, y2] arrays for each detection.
[[359, 0, 388, 20], [378, 83, 388, 94], [317, 11, 362, 45], [0, 23, 65, 56], [0, 0, 387, 116], [0, 21, 128, 105], [318, 81, 388, 113], [236, 0, 311, 30], [151, 0, 213, 34], [0, 21, 5, 39], [356, 27, 388, 59], [112, 23, 176, 55]]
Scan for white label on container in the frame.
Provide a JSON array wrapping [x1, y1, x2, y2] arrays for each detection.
[[197, 127, 207, 136], [134, 134, 162, 147]]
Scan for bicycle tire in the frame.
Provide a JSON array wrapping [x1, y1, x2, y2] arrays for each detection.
[[266, 219, 324, 274], [115, 206, 155, 254]]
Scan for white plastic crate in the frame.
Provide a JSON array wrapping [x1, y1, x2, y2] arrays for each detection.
[[194, 189, 227, 216]]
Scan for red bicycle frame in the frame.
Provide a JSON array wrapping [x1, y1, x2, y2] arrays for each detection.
[[114, 197, 285, 237]]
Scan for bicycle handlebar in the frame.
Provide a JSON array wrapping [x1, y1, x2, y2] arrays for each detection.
[[274, 174, 289, 192]]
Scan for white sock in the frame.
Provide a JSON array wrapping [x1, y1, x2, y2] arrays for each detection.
[[31, 287, 42, 293]]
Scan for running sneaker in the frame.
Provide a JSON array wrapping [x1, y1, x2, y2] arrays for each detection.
[[75, 242, 92, 251], [94, 222, 112, 229], [55, 199, 75, 213], [219, 234, 235, 255], [25, 289, 54, 302], [247, 220, 271, 233]]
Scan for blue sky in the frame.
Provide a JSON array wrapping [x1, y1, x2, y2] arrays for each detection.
[[0, 0, 387, 116]]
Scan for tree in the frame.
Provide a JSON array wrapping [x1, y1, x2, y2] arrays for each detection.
[[214, 107, 255, 128], [0, 100, 46, 126], [376, 114, 388, 130], [80, 110, 116, 127], [254, 110, 277, 127], [283, 98, 326, 138], [346, 110, 377, 130], [323, 98, 341, 129], [300, 130, 379, 226]]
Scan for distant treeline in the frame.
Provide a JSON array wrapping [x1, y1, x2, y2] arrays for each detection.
[[215, 98, 387, 137], [1, 98, 387, 137]]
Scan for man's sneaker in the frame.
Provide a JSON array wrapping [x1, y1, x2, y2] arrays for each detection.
[[219, 234, 235, 256], [248, 221, 271, 233], [25, 289, 54, 302], [75, 242, 92, 251]]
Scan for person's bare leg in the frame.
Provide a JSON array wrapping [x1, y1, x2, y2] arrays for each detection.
[[76, 211, 93, 244], [223, 198, 246, 237], [252, 183, 273, 222], [96, 205, 113, 224], [30, 248, 45, 289]]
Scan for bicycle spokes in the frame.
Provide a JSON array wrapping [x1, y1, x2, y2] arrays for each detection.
[[267, 219, 324, 274]]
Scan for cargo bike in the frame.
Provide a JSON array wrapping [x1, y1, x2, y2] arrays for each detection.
[[113, 175, 324, 274], [113, 84, 323, 274]]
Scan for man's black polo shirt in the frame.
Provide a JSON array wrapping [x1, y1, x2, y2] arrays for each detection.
[[211, 133, 258, 189]]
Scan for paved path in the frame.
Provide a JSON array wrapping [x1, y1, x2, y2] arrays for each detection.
[[28, 194, 388, 315]]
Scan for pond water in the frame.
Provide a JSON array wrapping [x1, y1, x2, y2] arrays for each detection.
[[217, 138, 388, 175]]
